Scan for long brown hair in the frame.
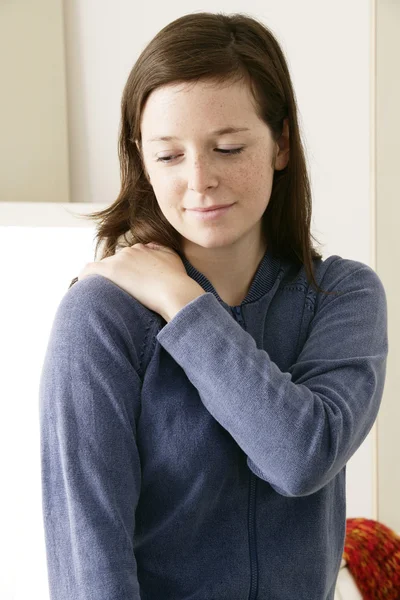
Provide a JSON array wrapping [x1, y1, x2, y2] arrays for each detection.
[[70, 11, 336, 295]]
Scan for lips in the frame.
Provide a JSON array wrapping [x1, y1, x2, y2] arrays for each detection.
[[187, 203, 234, 220], [188, 203, 234, 212]]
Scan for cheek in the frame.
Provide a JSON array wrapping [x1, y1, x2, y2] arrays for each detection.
[[149, 174, 179, 208], [153, 172, 181, 195], [234, 159, 273, 200]]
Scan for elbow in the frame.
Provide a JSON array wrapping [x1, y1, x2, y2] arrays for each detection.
[[247, 457, 307, 496], [268, 473, 326, 498], [247, 456, 336, 498], [274, 475, 328, 498]]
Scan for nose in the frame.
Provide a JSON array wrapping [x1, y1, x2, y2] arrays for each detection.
[[187, 153, 218, 192]]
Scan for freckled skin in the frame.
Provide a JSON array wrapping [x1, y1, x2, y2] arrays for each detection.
[[136, 79, 290, 306]]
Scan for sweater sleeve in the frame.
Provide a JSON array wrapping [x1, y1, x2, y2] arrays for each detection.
[[156, 260, 388, 498], [39, 277, 144, 599]]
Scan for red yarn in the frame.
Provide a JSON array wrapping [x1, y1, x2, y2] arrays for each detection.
[[343, 518, 400, 599]]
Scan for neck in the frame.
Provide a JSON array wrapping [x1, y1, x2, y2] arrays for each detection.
[[183, 236, 268, 306]]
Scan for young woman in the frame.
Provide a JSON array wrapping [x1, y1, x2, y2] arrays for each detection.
[[39, 11, 388, 600]]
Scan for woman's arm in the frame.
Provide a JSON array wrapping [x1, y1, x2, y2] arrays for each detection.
[[156, 259, 388, 497], [39, 277, 144, 599]]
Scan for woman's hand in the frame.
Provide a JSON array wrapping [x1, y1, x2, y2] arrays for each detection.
[[77, 242, 195, 319]]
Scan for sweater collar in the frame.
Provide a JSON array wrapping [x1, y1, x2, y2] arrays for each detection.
[[181, 247, 285, 307]]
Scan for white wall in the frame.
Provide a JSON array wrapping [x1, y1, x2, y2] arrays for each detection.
[[2, 1, 394, 598], [0, 206, 100, 600]]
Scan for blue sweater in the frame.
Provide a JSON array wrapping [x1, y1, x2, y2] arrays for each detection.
[[39, 248, 388, 600]]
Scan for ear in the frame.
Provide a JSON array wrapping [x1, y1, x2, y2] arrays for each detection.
[[274, 117, 290, 171]]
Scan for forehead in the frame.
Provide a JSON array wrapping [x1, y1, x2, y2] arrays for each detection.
[[140, 79, 260, 140]]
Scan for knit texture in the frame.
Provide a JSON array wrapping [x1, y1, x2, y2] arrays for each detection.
[[343, 518, 400, 599], [39, 250, 389, 600]]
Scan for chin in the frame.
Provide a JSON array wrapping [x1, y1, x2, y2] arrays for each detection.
[[181, 232, 245, 251]]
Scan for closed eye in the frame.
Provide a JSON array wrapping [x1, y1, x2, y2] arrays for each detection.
[[156, 147, 245, 163]]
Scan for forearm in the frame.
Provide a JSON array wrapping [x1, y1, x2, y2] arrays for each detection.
[[162, 280, 207, 323]]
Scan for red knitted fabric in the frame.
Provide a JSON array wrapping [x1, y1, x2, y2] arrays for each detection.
[[343, 518, 400, 599]]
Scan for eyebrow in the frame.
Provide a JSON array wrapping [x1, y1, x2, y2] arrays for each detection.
[[147, 126, 251, 143]]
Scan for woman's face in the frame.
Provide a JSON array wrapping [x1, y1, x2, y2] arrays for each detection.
[[137, 78, 289, 254]]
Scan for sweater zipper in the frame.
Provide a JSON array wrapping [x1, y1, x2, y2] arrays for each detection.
[[231, 305, 259, 600]]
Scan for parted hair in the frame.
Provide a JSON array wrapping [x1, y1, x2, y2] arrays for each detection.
[[70, 11, 335, 295]]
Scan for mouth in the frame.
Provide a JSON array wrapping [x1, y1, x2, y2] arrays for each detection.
[[186, 203, 235, 220], [188, 203, 234, 212]]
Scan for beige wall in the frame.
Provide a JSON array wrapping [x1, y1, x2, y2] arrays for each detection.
[[0, 0, 69, 203], [376, 0, 400, 533]]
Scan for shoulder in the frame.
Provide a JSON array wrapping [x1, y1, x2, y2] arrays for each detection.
[[281, 253, 384, 292], [54, 275, 161, 371], [281, 253, 387, 313], [315, 254, 386, 297], [63, 274, 157, 321], [307, 256, 388, 330]]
